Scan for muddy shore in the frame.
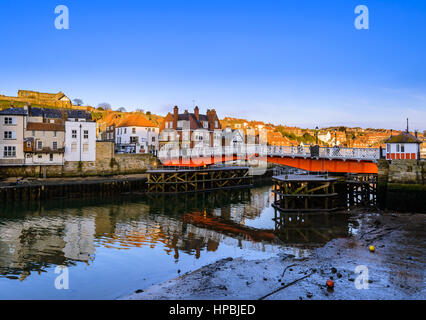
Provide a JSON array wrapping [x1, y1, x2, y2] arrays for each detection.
[[121, 210, 425, 300]]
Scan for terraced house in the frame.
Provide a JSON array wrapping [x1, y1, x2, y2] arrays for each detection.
[[159, 106, 222, 151], [0, 106, 95, 166], [115, 114, 159, 154], [0, 108, 27, 165]]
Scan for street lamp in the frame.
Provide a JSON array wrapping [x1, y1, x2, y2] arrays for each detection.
[[315, 126, 319, 145]]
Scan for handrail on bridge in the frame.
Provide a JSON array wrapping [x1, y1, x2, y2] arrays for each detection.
[[158, 145, 380, 162]]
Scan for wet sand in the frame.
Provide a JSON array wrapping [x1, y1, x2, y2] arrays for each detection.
[[121, 210, 425, 300]]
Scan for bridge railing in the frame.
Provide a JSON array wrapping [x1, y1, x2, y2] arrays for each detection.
[[159, 145, 380, 162], [268, 146, 380, 161]]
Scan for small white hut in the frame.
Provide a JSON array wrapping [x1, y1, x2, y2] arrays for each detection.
[[385, 131, 421, 160]]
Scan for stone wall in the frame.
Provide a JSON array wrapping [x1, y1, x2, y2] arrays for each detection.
[[0, 141, 159, 178], [378, 159, 425, 184], [378, 159, 425, 212]]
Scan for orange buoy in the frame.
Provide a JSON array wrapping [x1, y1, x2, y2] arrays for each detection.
[[326, 280, 334, 288]]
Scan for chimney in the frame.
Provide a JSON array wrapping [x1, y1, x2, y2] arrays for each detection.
[[194, 106, 199, 120], [173, 106, 178, 129]]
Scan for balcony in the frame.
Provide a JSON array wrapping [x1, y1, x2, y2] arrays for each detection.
[[33, 147, 65, 154]]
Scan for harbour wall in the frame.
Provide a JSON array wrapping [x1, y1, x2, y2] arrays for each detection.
[[0, 142, 158, 178], [378, 159, 425, 212]]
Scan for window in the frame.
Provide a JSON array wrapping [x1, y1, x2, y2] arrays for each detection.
[[49, 154, 53, 162], [3, 131, 13, 139], [401, 145, 405, 153], [177, 121, 183, 128], [215, 121, 218, 128], [84, 130, 89, 139], [396, 144, 400, 152], [72, 130, 77, 139], [83, 143, 89, 153], [3, 117, 14, 125], [132, 128, 136, 134], [37, 141, 43, 150], [165, 122, 169, 129], [38, 155, 42, 159], [53, 131, 57, 137], [203, 122, 208, 129], [3, 146, 16, 157], [53, 142, 58, 150], [386, 144, 390, 152], [27, 141, 31, 148], [32, 131, 35, 136], [124, 128, 127, 134], [71, 142, 77, 152], [152, 137, 156, 142]]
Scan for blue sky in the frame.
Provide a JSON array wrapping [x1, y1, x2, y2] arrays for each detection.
[[0, 0, 425, 130]]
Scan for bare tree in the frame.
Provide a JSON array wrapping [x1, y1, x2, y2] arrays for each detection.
[[97, 103, 112, 110], [117, 107, 127, 112], [136, 108, 145, 113], [73, 98, 84, 106]]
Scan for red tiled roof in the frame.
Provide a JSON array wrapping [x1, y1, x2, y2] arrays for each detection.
[[116, 114, 156, 128]]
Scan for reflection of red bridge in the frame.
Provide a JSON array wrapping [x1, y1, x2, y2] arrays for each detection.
[[182, 212, 275, 243], [159, 146, 380, 174]]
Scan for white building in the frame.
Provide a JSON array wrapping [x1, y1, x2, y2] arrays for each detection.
[[115, 114, 159, 154], [385, 131, 422, 160], [65, 111, 96, 162], [0, 108, 27, 166]]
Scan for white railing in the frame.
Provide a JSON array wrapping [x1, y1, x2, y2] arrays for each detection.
[[159, 145, 380, 162], [267, 146, 380, 161]]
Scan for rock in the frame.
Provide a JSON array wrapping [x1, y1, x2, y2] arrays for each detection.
[[337, 273, 342, 278], [299, 296, 303, 300], [178, 269, 181, 273], [349, 278, 355, 282], [263, 278, 268, 281], [306, 292, 313, 298], [331, 267, 337, 274], [135, 289, 143, 293]]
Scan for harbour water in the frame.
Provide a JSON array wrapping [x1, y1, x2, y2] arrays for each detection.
[[0, 184, 360, 300]]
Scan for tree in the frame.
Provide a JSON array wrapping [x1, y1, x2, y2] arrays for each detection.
[[73, 98, 84, 106], [97, 103, 112, 110], [136, 108, 144, 113], [117, 107, 127, 112]]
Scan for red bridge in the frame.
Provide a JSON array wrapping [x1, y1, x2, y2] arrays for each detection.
[[158, 146, 380, 174]]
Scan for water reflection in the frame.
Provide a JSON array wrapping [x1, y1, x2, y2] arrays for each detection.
[[0, 184, 357, 286], [273, 211, 355, 245]]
